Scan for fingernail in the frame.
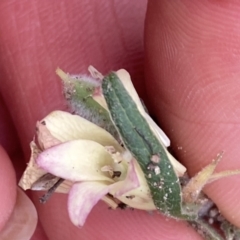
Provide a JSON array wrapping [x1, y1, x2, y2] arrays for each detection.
[[0, 187, 37, 240]]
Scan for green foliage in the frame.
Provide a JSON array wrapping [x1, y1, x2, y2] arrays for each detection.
[[102, 72, 189, 218]]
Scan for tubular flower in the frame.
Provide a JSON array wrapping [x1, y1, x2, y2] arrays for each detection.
[[19, 68, 186, 227]]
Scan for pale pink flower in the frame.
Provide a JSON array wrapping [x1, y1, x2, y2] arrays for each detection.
[[19, 68, 186, 227]]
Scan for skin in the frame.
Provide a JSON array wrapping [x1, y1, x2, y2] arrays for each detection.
[[0, 0, 240, 239]]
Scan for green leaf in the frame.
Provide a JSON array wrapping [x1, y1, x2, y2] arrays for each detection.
[[56, 68, 120, 141], [102, 72, 186, 218]]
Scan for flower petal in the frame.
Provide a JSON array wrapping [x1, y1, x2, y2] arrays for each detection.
[[110, 159, 139, 197], [116, 69, 170, 147], [166, 151, 186, 177], [18, 142, 47, 190], [116, 70, 146, 115], [116, 69, 186, 175], [36, 121, 62, 150], [86, 67, 171, 148], [68, 181, 110, 227], [116, 159, 156, 211], [36, 140, 115, 182], [144, 113, 170, 147], [39, 110, 123, 152]]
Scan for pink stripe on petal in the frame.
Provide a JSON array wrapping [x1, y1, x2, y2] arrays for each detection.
[[68, 182, 110, 227]]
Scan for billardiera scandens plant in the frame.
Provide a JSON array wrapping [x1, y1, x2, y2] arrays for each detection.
[[19, 66, 240, 239]]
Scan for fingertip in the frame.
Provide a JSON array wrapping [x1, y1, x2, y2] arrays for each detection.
[[145, 0, 240, 228], [0, 188, 38, 240], [0, 146, 17, 231], [33, 194, 201, 240]]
